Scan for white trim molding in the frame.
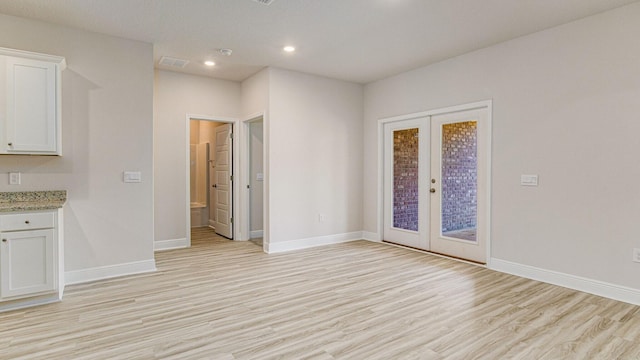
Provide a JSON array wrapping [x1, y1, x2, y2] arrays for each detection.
[[0, 46, 67, 70], [250, 230, 264, 239], [0, 294, 60, 314], [266, 232, 363, 253], [154, 238, 189, 251], [65, 260, 157, 285], [490, 258, 640, 306]]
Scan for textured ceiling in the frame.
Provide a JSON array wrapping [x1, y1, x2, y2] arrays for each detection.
[[0, 0, 637, 83]]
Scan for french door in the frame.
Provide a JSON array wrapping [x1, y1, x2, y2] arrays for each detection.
[[383, 107, 488, 263], [383, 118, 430, 249]]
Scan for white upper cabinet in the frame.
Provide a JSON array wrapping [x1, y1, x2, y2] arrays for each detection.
[[0, 47, 65, 155]]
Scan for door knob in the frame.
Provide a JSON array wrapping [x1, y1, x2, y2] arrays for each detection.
[[2, 239, 6, 242], [430, 188, 436, 193]]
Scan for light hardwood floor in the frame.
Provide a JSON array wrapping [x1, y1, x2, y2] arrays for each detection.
[[2, 227, 640, 359]]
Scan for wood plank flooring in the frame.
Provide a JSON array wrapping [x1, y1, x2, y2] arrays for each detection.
[[1, 227, 640, 359]]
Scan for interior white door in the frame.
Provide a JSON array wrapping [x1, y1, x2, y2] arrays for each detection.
[[382, 117, 430, 249], [208, 148, 215, 227], [429, 109, 488, 263], [213, 123, 233, 239]]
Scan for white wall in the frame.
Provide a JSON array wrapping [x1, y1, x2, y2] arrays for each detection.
[[241, 68, 269, 119], [0, 15, 154, 274], [364, 3, 640, 291], [269, 68, 363, 246], [154, 70, 241, 244]]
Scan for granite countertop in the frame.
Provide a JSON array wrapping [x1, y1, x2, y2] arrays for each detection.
[[0, 190, 67, 212]]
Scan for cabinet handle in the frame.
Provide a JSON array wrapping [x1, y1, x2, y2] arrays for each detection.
[[7, 142, 12, 147], [25, 220, 30, 224]]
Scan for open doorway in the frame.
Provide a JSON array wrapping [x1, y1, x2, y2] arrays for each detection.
[[188, 116, 235, 241], [247, 117, 264, 248]]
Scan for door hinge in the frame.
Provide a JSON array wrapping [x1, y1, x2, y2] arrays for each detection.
[[230, 217, 234, 224], [230, 132, 233, 139], [230, 175, 233, 181]]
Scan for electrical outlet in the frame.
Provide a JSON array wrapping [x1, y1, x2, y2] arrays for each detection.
[[9, 172, 20, 185], [318, 213, 326, 223], [633, 248, 640, 263]]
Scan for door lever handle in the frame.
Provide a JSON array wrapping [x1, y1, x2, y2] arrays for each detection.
[[430, 188, 436, 193]]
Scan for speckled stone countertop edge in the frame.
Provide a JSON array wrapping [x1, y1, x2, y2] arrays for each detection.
[[0, 190, 67, 212]]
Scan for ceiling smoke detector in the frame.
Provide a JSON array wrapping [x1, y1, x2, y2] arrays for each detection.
[[159, 56, 189, 68], [218, 48, 233, 56], [252, 0, 274, 5]]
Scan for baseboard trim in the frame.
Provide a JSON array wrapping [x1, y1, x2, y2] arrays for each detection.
[[0, 294, 60, 313], [154, 238, 188, 251], [363, 231, 381, 242], [250, 230, 264, 239], [65, 259, 157, 285], [266, 231, 363, 253], [490, 258, 640, 306]]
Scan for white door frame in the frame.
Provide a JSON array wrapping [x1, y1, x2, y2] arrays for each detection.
[[377, 100, 493, 266], [242, 111, 269, 251], [185, 114, 241, 247]]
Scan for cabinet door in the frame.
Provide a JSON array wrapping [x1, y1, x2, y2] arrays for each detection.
[[5, 56, 57, 153], [1, 229, 56, 298]]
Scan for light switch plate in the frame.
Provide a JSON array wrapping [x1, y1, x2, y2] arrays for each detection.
[[123, 171, 142, 183], [256, 173, 264, 181], [9, 172, 20, 185], [521, 174, 538, 186]]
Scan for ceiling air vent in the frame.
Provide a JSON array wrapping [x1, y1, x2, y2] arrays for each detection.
[[252, 0, 274, 5], [159, 56, 189, 68]]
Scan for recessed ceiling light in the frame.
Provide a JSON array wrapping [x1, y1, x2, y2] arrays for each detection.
[[204, 60, 215, 66], [253, 0, 275, 5], [283, 46, 296, 53]]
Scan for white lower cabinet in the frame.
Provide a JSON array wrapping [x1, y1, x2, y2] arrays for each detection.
[[0, 209, 62, 310], [1, 229, 55, 298]]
